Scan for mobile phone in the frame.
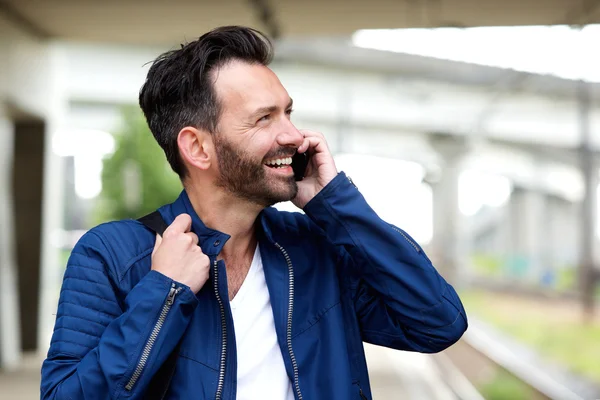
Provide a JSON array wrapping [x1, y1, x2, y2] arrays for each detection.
[[292, 151, 309, 181]]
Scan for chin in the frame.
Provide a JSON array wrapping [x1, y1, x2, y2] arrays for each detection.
[[260, 182, 298, 207]]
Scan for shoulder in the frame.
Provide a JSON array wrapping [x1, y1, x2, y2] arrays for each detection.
[[71, 219, 156, 281], [261, 207, 328, 241]]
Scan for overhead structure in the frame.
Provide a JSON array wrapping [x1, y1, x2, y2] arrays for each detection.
[[1, 0, 600, 44]]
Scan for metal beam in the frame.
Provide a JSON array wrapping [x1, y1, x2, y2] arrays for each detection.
[[274, 39, 600, 101], [0, 0, 50, 39], [298, 112, 598, 168], [468, 71, 533, 142]]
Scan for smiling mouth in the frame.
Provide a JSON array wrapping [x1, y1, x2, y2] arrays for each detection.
[[264, 156, 292, 169]]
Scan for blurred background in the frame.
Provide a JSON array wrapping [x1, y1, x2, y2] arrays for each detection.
[[1, 0, 600, 399]]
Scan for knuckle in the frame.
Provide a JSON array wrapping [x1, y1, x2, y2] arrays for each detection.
[[163, 230, 176, 239], [200, 254, 210, 265], [180, 233, 192, 243]]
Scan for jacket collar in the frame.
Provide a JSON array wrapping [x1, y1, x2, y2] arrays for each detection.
[[160, 190, 278, 256]]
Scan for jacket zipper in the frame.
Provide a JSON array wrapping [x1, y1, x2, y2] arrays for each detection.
[[392, 226, 421, 253], [213, 259, 227, 400], [125, 283, 180, 391], [274, 243, 303, 400], [358, 386, 368, 400]]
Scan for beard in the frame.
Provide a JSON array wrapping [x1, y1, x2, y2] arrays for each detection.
[[213, 134, 298, 207]]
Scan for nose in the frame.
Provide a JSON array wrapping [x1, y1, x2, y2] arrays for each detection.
[[276, 119, 304, 149]]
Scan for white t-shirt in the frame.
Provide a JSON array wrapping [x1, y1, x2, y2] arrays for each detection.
[[230, 245, 295, 400]]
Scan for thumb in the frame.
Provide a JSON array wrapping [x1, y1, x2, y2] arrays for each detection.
[[165, 213, 192, 236], [152, 233, 162, 257]]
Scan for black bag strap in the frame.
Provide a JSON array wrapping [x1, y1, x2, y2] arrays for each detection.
[[138, 210, 169, 237], [137, 211, 179, 400]]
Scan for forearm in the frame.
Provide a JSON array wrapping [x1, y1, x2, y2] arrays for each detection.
[[304, 172, 467, 342], [41, 271, 198, 400]]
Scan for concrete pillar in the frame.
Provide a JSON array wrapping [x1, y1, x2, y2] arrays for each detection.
[[579, 160, 598, 316], [544, 196, 579, 287], [428, 134, 469, 287], [577, 79, 597, 318], [507, 188, 547, 284], [13, 119, 46, 351], [37, 43, 69, 353], [0, 110, 22, 370]]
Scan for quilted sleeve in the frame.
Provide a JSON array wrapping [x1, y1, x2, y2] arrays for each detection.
[[40, 229, 198, 400]]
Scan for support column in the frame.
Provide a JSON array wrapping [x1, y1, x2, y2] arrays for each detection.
[[0, 110, 22, 370], [577, 80, 597, 319], [37, 43, 68, 353], [428, 134, 469, 287], [545, 196, 580, 287], [507, 187, 546, 284], [13, 119, 46, 351]]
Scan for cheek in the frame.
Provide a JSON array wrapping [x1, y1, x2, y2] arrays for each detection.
[[246, 132, 277, 157]]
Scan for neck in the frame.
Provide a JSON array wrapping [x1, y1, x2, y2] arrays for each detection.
[[185, 181, 262, 258]]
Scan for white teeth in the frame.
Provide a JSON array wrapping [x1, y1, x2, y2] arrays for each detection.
[[265, 157, 292, 166]]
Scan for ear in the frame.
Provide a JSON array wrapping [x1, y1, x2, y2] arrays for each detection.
[[177, 127, 213, 171]]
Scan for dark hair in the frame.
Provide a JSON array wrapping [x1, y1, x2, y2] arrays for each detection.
[[139, 26, 274, 178]]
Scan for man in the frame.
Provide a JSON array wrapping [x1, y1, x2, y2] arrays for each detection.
[[41, 26, 467, 400]]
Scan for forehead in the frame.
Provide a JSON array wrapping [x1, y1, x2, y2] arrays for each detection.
[[212, 61, 289, 112]]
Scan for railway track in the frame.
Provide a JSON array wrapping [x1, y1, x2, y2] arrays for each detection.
[[437, 318, 600, 400]]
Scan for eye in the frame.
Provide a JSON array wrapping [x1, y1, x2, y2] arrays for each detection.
[[257, 114, 270, 123], [285, 108, 294, 117]]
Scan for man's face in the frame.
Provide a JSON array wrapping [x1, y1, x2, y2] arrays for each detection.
[[211, 61, 304, 207]]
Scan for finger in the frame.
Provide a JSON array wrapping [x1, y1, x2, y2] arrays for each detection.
[[165, 213, 192, 235], [152, 233, 162, 256], [301, 136, 328, 155], [299, 129, 325, 140], [187, 232, 199, 246], [298, 130, 323, 153], [298, 137, 311, 153]]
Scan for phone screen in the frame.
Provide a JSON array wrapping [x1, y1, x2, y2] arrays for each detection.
[[292, 152, 309, 181]]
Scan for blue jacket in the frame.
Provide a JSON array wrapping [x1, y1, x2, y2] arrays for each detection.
[[41, 172, 467, 400]]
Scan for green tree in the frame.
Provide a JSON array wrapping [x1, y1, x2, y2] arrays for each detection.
[[93, 106, 182, 225]]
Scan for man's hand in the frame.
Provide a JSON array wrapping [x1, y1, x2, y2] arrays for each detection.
[[292, 129, 338, 209], [151, 213, 210, 294]]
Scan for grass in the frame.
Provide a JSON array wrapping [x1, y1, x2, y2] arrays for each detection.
[[460, 289, 600, 385], [478, 369, 535, 400], [470, 253, 579, 293]]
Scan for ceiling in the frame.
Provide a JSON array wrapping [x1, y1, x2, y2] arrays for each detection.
[[2, 0, 600, 45]]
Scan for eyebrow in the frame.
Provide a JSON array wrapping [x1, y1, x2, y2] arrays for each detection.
[[251, 98, 294, 117]]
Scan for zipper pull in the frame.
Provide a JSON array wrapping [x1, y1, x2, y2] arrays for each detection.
[[347, 175, 358, 189], [166, 283, 178, 306], [359, 388, 368, 400]]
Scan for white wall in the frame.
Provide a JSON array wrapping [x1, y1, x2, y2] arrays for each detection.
[[0, 12, 69, 364], [0, 106, 20, 370], [64, 42, 165, 104], [0, 14, 52, 117]]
